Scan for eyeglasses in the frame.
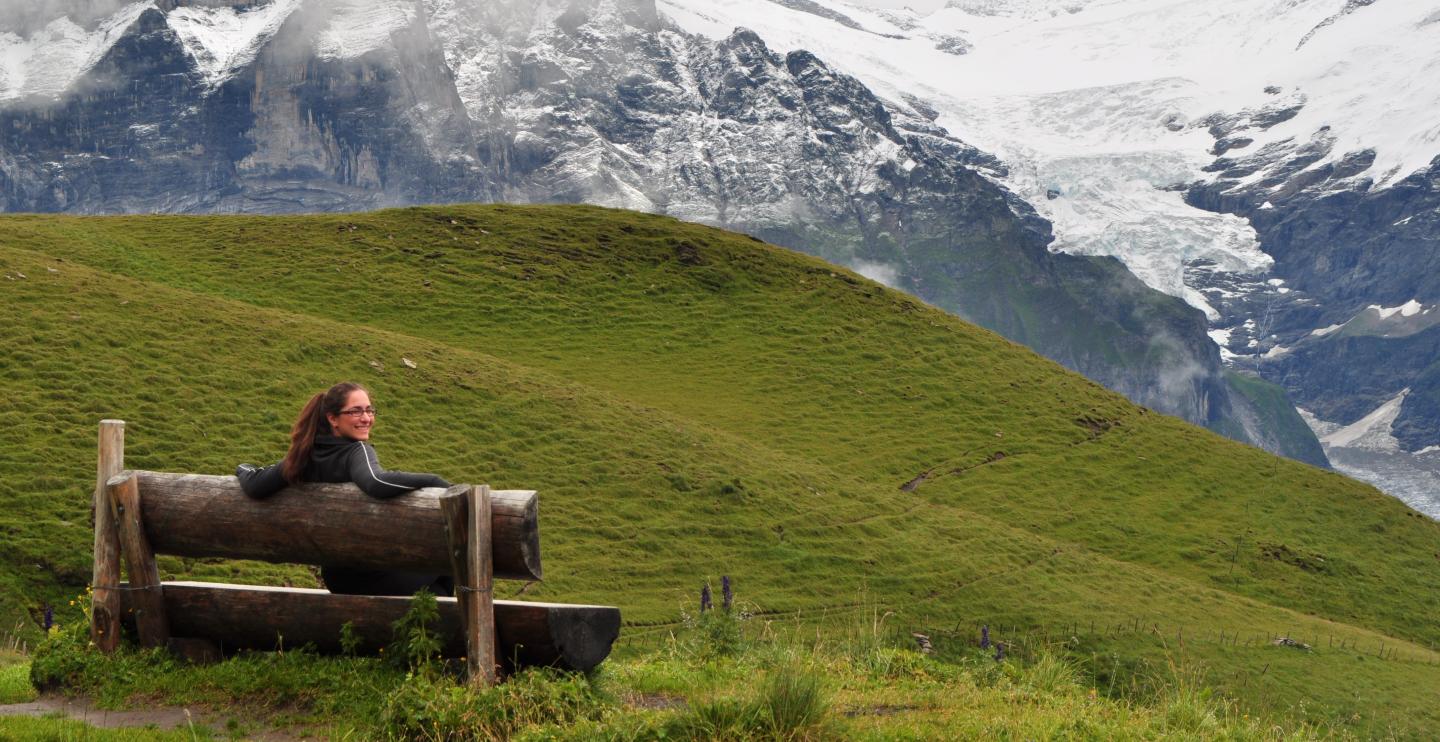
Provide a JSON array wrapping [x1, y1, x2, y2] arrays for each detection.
[[338, 406, 378, 418]]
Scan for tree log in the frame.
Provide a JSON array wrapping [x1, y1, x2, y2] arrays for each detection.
[[121, 581, 620, 673], [128, 472, 541, 582]]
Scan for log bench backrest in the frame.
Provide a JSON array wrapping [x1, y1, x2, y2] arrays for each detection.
[[123, 471, 542, 582], [91, 421, 618, 682]]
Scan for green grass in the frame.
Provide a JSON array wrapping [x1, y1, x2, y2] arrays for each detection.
[[0, 654, 36, 705], [1, 205, 1438, 737], [1, 606, 1365, 740], [0, 717, 209, 741]]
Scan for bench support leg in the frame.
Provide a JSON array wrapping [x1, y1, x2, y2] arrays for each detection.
[[109, 472, 170, 648], [92, 420, 125, 653], [444, 484, 497, 686]]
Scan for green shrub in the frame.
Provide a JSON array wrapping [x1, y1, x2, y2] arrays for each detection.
[[1153, 681, 1224, 736], [29, 614, 100, 692], [680, 609, 745, 660], [756, 665, 827, 738], [668, 696, 760, 740], [663, 664, 829, 741], [1018, 653, 1082, 696], [379, 668, 614, 740], [388, 590, 444, 672]]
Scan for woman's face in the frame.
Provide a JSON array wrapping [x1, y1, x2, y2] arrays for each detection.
[[327, 389, 375, 441]]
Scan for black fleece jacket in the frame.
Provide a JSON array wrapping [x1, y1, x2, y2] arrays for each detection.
[[235, 434, 449, 499], [235, 435, 452, 596]]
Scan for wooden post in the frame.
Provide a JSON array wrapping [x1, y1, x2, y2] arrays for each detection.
[[92, 419, 124, 653], [443, 485, 497, 686], [441, 484, 472, 662], [107, 472, 169, 648], [471, 484, 497, 686]]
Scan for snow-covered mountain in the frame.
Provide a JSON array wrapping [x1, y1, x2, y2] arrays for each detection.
[[0, 0, 1335, 470], [660, 0, 1440, 515]]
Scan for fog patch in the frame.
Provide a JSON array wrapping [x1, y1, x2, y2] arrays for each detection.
[[0, 0, 135, 35], [1146, 330, 1213, 420], [850, 259, 900, 288]]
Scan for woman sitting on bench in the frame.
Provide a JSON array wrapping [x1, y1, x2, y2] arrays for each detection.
[[236, 381, 453, 597]]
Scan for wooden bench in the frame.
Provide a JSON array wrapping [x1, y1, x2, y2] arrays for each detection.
[[89, 420, 620, 684]]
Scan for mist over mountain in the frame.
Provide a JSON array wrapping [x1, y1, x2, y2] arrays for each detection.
[[0, 0, 1335, 468]]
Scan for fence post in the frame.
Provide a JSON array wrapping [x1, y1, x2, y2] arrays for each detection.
[[92, 419, 124, 653], [108, 472, 169, 647]]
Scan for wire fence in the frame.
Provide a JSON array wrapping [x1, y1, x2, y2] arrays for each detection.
[[609, 598, 1440, 667]]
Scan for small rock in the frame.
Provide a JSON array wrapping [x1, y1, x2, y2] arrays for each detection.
[[47, 266, 58, 273], [912, 632, 933, 654], [401, 357, 417, 369], [15, 272, 26, 279], [369, 360, 385, 372], [1270, 636, 1311, 651]]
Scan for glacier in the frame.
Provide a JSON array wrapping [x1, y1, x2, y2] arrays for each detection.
[[659, 0, 1440, 314]]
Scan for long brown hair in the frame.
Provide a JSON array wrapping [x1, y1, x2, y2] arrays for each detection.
[[281, 382, 366, 483]]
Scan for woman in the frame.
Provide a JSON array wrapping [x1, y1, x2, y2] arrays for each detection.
[[236, 382, 452, 596]]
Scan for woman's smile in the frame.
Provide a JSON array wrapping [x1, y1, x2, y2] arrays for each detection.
[[327, 389, 375, 441]]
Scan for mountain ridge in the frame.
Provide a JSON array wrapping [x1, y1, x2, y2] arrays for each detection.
[[0, 0, 1327, 466]]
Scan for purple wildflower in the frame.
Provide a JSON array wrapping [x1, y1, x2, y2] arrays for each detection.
[[721, 576, 733, 612], [980, 624, 990, 649], [995, 642, 1006, 662], [700, 583, 712, 613], [44, 605, 53, 630]]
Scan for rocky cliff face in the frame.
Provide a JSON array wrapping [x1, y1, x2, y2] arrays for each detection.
[[1188, 110, 1440, 454], [0, 0, 1324, 464]]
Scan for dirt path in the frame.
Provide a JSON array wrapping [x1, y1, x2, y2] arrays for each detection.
[[0, 695, 302, 739]]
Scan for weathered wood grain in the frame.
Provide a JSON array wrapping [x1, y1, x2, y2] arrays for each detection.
[[443, 486, 498, 685], [91, 420, 124, 653], [107, 472, 169, 648], [129, 471, 541, 582], [121, 581, 620, 673], [470, 485, 497, 685]]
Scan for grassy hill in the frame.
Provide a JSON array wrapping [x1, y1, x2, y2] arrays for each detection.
[[2, 205, 1438, 736]]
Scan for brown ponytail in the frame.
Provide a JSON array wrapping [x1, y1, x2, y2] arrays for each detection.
[[281, 382, 365, 484]]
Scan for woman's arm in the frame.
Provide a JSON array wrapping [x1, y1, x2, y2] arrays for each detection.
[[235, 462, 288, 499], [346, 442, 450, 499]]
